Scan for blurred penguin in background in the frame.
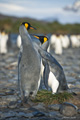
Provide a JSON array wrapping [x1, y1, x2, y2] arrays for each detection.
[[48, 33, 62, 55], [17, 34, 22, 48], [7, 32, 12, 52], [54, 34, 62, 55], [0, 28, 8, 54], [48, 33, 56, 53], [76, 34, 80, 47], [60, 34, 70, 49], [70, 34, 80, 48]]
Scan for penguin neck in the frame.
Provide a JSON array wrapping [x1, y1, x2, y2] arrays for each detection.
[[41, 41, 49, 51], [22, 31, 32, 46], [19, 25, 33, 46]]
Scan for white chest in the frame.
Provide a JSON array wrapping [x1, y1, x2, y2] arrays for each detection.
[[48, 72, 59, 94]]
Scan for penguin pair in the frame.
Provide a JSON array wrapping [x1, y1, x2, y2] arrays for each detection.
[[18, 22, 68, 103]]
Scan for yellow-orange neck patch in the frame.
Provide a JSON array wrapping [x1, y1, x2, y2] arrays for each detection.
[[25, 23, 28, 29], [43, 37, 47, 43]]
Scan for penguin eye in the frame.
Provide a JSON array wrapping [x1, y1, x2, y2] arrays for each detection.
[[43, 37, 48, 43], [25, 23, 28, 29]]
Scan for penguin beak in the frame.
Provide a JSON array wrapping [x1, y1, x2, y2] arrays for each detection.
[[30, 26, 37, 30], [33, 35, 39, 39]]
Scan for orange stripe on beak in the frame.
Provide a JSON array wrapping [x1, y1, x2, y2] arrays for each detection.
[[34, 35, 39, 39], [30, 26, 36, 30]]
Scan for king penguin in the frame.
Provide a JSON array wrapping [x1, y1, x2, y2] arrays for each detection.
[[18, 22, 42, 102], [33, 35, 68, 94]]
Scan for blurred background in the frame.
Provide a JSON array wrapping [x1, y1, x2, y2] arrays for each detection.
[[0, 0, 80, 53], [0, 0, 80, 34]]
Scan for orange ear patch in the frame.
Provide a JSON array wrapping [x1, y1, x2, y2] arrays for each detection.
[[44, 37, 48, 43], [25, 23, 28, 29]]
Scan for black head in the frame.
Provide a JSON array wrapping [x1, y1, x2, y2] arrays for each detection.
[[21, 22, 36, 30], [34, 35, 48, 44]]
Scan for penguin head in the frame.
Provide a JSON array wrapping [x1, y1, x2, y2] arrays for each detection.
[[33, 35, 48, 44], [21, 22, 36, 30]]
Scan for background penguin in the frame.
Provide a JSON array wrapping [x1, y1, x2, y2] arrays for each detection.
[[0, 28, 8, 54], [17, 34, 22, 48], [18, 22, 42, 103], [33, 35, 68, 94], [54, 34, 62, 55]]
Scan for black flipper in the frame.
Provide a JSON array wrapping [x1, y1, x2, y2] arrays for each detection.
[[38, 48, 63, 70], [43, 60, 50, 89], [18, 46, 23, 92]]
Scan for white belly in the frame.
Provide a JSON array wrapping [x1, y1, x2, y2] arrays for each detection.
[[48, 72, 59, 94], [41, 62, 44, 77]]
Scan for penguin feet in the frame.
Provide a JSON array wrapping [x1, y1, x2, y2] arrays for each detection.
[[21, 96, 36, 108], [20, 90, 37, 106], [20, 90, 29, 104], [20, 96, 31, 107]]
